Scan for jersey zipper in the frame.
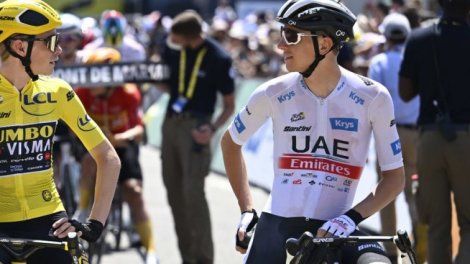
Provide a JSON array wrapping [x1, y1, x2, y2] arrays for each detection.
[[15, 87, 29, 219], [318, 98, 327, 139]]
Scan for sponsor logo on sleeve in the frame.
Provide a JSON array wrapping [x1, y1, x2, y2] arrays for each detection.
[[357, 75, 374, 86], [77, 114, 97, 132], [329, 118, 358, 132], [282, 179, 289, 184], [245, 106, 252, 115], [234, 114, 246, 133], [66, 90, 75, 101], [391, 140, 401, 155], [308, 180, 316, 185], [277, 91, 296, 103], [349, 91, 365, 105], [390, 119, 396, 127]]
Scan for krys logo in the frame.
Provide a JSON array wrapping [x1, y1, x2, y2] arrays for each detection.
[[21, 92, 57, 116], [234, 114, 246, 133], [330, 118, 358, 132], [278, 91, 295, 103], [77, 114, 97, 132], [349, 91, 364, 105]]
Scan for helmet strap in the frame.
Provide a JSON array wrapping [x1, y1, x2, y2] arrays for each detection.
[[4, 38, 39, 81], [300, 36, 338, 78]]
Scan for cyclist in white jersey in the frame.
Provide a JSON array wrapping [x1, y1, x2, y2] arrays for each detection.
[[221, 1, 405, 263]]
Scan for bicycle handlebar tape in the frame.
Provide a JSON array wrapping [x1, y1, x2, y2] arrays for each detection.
[[236, 209, 259, 250], [70, 219, 104, 243]]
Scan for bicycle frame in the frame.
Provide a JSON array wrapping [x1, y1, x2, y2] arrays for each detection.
[[0, 232, 87, 264], [287, 230, 417, 264]]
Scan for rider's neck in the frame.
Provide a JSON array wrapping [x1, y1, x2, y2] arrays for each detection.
[[303, 58, 341, 99]]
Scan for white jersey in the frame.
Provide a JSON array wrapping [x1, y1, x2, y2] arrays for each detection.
[[228, 67, 403, 220]]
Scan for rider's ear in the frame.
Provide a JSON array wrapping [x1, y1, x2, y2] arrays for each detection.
[[319, 36, 334, 54], [10, 39, 27, 56]]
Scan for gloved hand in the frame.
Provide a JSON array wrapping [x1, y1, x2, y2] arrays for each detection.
[[69, 219, 104, 242], [318, 214, 357, 237], [236, 209, 258, 250]]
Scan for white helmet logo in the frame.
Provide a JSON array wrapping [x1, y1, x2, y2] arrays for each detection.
[[288, 20, 296, 26], [336, 30, 346, 37]]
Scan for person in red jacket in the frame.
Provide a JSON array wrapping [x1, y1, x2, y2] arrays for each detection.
[[75, 47, 158, 264]]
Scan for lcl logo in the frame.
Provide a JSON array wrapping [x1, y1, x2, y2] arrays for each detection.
[[336, 30, 346, 37]]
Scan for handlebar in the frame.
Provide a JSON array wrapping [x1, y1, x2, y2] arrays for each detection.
[[0, 232, 86, 264], [286, 230, 417, 264]]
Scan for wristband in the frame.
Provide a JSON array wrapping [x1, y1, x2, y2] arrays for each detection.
[[344, 209, 365, 225]]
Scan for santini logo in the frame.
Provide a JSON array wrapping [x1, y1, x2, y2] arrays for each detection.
[[329, 118, 358, 132], [0, 111, 11, 118]]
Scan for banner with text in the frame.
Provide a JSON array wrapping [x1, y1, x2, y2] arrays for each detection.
[[53, 62, 170, 87]]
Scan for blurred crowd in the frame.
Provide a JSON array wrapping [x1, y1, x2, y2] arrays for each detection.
[[60, 0, 443, 80]]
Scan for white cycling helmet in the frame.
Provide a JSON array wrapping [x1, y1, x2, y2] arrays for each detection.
[[276, 0, 356, 77], [58, 13, 82, 35]]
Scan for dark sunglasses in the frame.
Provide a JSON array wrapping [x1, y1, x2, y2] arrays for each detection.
[[280, 26, 318, 45], [11, 34, 60, 53]]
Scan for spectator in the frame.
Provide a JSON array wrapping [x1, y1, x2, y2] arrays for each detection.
[[159, 10, 235, 264], [399, 0, 470, 263], [56, 13, 84, 66], [368, 12, 421, 263], [76, 48, 159, 264], [84, 10, 146, 62]]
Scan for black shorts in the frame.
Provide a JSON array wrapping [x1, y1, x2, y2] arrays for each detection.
[[245, 212, 390, 264], [0, 211, 72, 264], [116, 141, 143, 184]]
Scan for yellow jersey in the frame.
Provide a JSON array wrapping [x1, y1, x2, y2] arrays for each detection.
[[0, 74, 106, 222]]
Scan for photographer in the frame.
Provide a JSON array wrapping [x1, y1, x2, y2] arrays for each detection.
[[399, 0, 470, 263]]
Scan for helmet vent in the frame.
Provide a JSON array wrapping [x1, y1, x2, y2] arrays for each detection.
[[19, 10, 49, 26]]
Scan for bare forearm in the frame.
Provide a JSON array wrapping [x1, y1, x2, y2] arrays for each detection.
[[213, 94, 235, 130], [115, 125, 144, 142], [213, 107, 234, 130], [353, 167, 405, 218], [221, 132, 253, 212], [89, 141, 121, 224]]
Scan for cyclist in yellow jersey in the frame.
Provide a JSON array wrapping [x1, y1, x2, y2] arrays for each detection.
[[0, 1, 120, 263]]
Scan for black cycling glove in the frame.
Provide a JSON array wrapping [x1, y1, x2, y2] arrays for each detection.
[[236, 209, 259, 249], [69, 219, 104, 243]]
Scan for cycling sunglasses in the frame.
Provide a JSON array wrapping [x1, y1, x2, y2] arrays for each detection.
[[35, 34, 60, 53], [12, 34, 60, 53], [280, 26, 318, 45]]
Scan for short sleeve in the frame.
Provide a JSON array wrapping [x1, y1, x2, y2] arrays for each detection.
[[58, 83, 106, 151], [369, 88, 404, 171], [399, 35, 417, 79], [215, 56, 235, 95], [228, 85, 272, 145]]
